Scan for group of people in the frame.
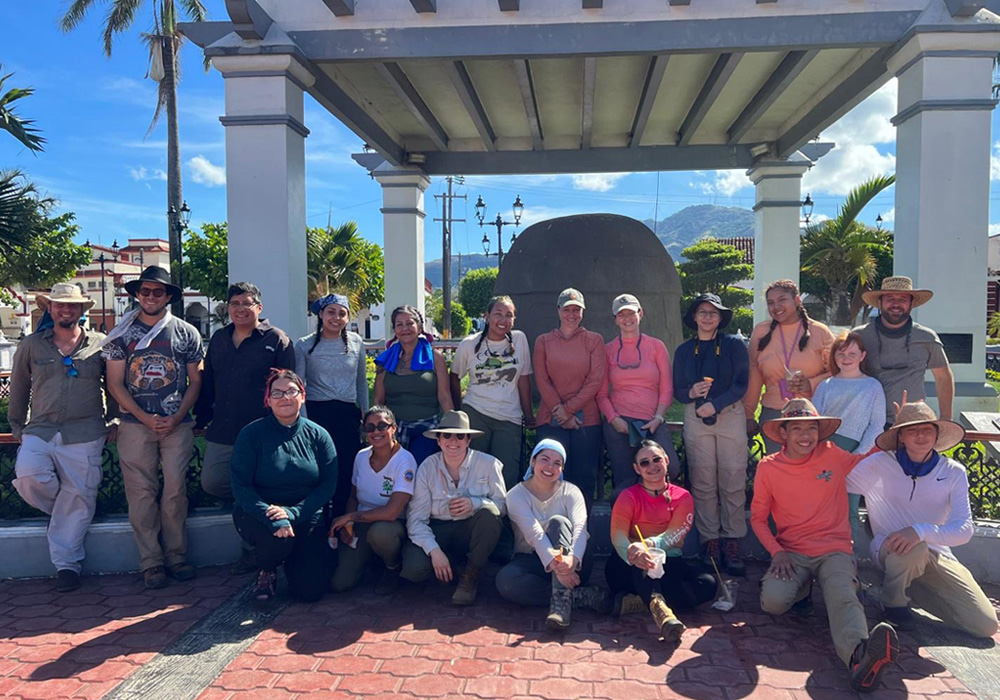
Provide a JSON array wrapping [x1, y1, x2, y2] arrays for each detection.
[[7, 265, 997, 693]]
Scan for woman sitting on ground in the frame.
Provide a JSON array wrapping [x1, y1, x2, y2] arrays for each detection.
[[328, 406, 417, 595], [401, 411, 506, 606], [231, 369, 338, 605], [606, 439, 717, 641], [495, 439, 609, 631]]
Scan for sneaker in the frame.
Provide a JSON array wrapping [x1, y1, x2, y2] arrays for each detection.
[[649, 593, 685, 642], [702, 539, 721, 569], [849, 622, 899, 693], [166, 563, 196, 581], [451, 566, 480, 606], [230, 548, 257, 575], [883, 606, 914, 628], [55, 569, 81, 593], [546, 580, 573, 631], [613, 592, 647, 618], [375, 567, 401, 596], [573, 586, 612, 614], [143, 566, 168, 590], [252, 569, 277, 605], [722, 539, 746, 577]]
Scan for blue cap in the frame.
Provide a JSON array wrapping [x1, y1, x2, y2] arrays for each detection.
[[311, 293, 351, 316]]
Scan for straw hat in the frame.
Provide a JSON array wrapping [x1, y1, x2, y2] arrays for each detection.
[[36, 283, 96, 311], [862, 276, 933, 308], [875, 402, 965, 452], [423, 410, 485, 439], [761, 398, 842, 446]]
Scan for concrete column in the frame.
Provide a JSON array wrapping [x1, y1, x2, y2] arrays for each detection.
[[888, 31, 1000, 415], [214, 54, 314, 341], [374, 165, 431, 338], [747, 155, 812, 324]]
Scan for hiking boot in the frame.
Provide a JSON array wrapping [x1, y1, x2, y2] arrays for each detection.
[[702, 538, 721, 569], [722, 538, 746, 577], [649, 593, 685, 642], [167, 562, 196, 581], [375, 567, 401, 596], [143, 566, 168, 590], [230, 548, 257, 575], [613, 592, 646, 618], [849, 622, 899, 693], [451, 565, 480, 606], [252, 569, 278, 606], [546, 577, 573, 631], [55, 569, 81, 593], [573, 586, 612, 614], [883, 606, 914, 628]]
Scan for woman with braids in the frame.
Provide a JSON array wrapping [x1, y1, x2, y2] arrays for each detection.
[[744, 279, 835, 454], [372, 306, 453, 465], [294, 294, 368, 516], [449, 295, 535, 488]]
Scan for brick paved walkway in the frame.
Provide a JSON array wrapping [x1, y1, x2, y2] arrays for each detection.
[[1, 563, 997, 700]]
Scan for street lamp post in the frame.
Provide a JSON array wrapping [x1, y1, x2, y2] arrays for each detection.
[[475, 195, 524, 267], [86, 239, 119, 332], [167, 201, 192, 318]]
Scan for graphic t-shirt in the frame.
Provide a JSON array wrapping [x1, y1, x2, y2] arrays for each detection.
[[353, 446, 418, 512], [103, 318, 204, 421], [452, 330, 532, 424]]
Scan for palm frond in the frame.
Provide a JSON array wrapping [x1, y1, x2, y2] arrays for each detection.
[[103, 0, 145, 56], [0, 67, 46, 153], [178, 0, 207, 22], [830, 173, 895, 236], [0, 170, 53, 257], [60, 0, 98, 31]]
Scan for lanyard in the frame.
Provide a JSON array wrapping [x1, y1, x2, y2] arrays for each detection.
[[778, 324, 803, 369]]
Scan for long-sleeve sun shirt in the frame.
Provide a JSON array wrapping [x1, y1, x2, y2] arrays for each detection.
[[507, 480, 589, 569], [744, 319, 835, 417], [597, 334, 673, 422], [610, 483, 694, 563], [533, 327, 606, 427]]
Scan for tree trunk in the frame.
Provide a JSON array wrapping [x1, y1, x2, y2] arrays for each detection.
[[833, 287, 853, 327], [163, 35, 184, 318]]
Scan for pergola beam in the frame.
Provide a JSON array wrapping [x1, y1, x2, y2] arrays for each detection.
[[321, 0, 354, 16], [727, 49, 817, 145], [629, 55, 669, 148], [513, 60, 544, 150], [677, 52, 742, 147], [498, 0, 519, 10], [581, 57, 597, 149], [582, 0, 603, 7], [375, 62, 449, 151], [444, 61, 497, 152], [224, 0, 272, 40], [409, 0, 437, 12]]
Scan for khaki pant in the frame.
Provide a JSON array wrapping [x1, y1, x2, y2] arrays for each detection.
[[683, 402, 748, 541], [117, 421, 194, 571], [880, 541, 999, 639], [330, 520, 408, 592], [201, 441, 234, 500], [760, 551, 868, 666]]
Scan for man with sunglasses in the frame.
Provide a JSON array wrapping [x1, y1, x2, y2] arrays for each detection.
[[854, 277, 953, 427], [102, 266, 204, 589], [8, 283, 118, 592]]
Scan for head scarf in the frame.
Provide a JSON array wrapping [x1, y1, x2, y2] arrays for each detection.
[[311, 293, 351, 316], [524, 439, 568, 480]]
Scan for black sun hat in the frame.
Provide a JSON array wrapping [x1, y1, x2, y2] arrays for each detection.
[[683, 293, 733, 331], [124, 266, 182, 299]]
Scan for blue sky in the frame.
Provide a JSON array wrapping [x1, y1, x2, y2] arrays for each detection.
[[3, 2, 997, 262]]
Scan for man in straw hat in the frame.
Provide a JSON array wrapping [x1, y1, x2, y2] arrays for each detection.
[[752, 398, 898, 692], [854, 276, 953, 426], [847, 400, 998, 637], [7, 283, 118, 592]]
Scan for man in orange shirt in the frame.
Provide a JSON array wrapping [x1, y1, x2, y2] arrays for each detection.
[[751, 399, 898, 693]]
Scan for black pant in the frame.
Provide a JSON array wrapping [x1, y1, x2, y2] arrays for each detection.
[[233, 507, 332, 602], [306, 399, 363, 518], [604, 552, 716, 611]]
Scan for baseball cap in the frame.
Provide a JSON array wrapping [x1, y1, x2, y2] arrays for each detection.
[[557, 288, 586, 309], [612, 293, 641, 316]]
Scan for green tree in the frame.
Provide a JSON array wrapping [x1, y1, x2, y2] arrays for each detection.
[[434, 299, 471, 338], [0, 211, 91, 306], [351, 238, 385, 310], [0, 170, 49, 257], [676, 238, 754, 337], [307, 221, 368, 309], [458, 267, 498, 319], [0, 65, 45, 153], [182, 222, 229, 301], [800, 174, 895, 326]]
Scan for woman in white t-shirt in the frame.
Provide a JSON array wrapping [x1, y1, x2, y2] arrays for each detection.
[[329, 406, 416, 595], [449, 295, 535, 488]]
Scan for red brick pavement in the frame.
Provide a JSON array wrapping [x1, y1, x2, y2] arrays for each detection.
[[1, 562, 998, 700]]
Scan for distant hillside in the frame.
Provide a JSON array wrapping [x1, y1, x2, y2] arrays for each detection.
[[425, 253, 495, 289]]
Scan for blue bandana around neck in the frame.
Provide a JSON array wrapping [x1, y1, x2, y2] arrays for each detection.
[[375, 336, 434, 374], [896, 448, 940, 478]]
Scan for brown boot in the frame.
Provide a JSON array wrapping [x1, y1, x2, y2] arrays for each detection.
[[452, 565, 480, 606], [649, 593, 685, 642]]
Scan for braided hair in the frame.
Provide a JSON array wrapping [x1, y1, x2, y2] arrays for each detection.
[[388, 305, 429, 348], [308, 302, 351, 355], [474, 295, 516, 353], [758, 279, 811, 353]]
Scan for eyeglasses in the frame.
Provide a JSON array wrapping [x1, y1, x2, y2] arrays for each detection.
[[228, 300, 259, 309], [637, 455, 666, 468], [438, 432, 469, 441], [268, 387, 302, 400], [138, 288, 166, 298], [363, 421, 393, 433], [695, 310, 721, 319], [616, 334, 643, 370], [62, 355, 78, 378]]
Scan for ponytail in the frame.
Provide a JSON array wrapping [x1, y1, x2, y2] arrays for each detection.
[[757, 319, 779, 352], [307, 316, 323, 355], [797, 305, 810, 351], [341, 326, 349, 352]]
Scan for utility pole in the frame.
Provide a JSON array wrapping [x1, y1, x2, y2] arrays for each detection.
[[433, 177, 465, 337]]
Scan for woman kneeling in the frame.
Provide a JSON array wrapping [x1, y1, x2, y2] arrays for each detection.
[[329, 406, 416, 595], [606, 440, 716, 641]]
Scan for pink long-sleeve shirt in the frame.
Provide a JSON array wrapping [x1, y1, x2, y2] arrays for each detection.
[[597, 334, 673, 422], [533, 327, 606, 427]]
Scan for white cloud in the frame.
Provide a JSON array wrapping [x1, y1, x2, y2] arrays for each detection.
[[690, 170, 751, 197], [991, 141, 1000, 181], [990, 223, 1000, 236], [809, 213, 831, 225], [128, 166, 167, 182], [189, 155, 226, 187], [515, 204, 610, 229], [881, 208, 895, 224], [569, 173, 628, 192]]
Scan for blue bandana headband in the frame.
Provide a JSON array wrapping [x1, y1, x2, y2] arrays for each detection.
[[524, 438, 568, 480], [311, 293, 351, 316]]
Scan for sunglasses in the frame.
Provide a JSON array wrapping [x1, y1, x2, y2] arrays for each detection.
[[62, 355, 78, 378], [637, 455, 666, 468], [138, 288, 167, 298], [438, 432, 469, 441], [268, 388, 302, 400], [363, 421, 393, 433]]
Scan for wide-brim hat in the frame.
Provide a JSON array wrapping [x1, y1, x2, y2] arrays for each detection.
[[36, 282, 96, 311], [862, 276, 933, 308], [423, 410, 485, 439], [124, 266, 182, 299], [761, 398, 842, 446], [875, 402, 965, 452], [683, 293, 733, 331]]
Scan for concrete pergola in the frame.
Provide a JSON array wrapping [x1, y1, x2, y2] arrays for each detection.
[[183, 0, 1000, 413]]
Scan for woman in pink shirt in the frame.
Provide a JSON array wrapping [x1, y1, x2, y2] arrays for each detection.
[[533, 288, 606, 507], [597, 293, 680, 494]]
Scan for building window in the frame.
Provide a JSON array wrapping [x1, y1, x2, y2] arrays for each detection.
[[88, 281, 97, 290]]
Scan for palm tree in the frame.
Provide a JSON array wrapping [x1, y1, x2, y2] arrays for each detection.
[[60, 0, 207, 305], [800, 174, 895, 326], [306, 221, 369, 310], [0, 170, 52, 258], [0, 65, 45, 153]]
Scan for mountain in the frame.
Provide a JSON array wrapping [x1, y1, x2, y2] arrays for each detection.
[[643, 204, 753, 260], [424, 253, 495, 289]]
